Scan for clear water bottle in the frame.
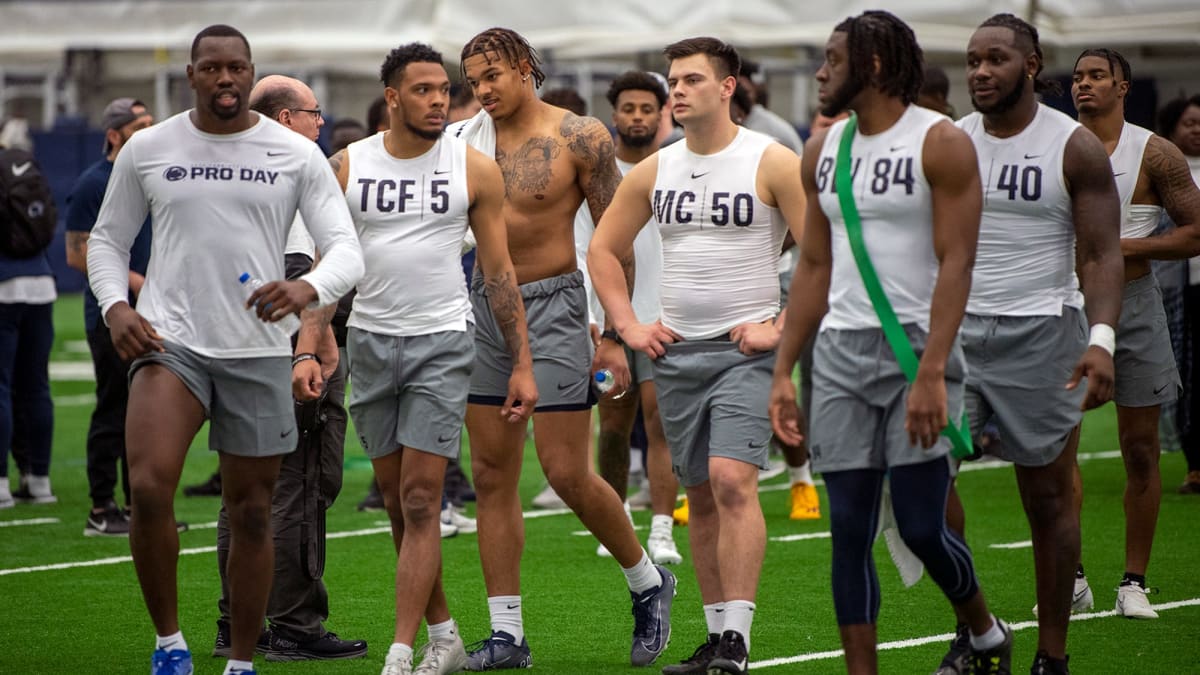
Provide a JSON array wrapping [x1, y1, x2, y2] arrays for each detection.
[[238, 272, 301, 336], [594, 369, 627, 398]]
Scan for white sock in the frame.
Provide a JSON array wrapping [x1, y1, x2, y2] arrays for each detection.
[[223, 659, 254, 675], [622, 551, 661, 593], [650, 514, 674, 538], [723, 600, 756, 652], [969, 616, 1005, 650], [155, 631, 187, 652], [703, 602, 726, 636], [427, 618, 457, 642], [387, 643, 413, 662], [488, 595, 524, 642], [789, 462, 813, 486]]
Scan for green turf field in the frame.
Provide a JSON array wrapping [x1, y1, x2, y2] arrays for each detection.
[[1, 293, 1197, 674]]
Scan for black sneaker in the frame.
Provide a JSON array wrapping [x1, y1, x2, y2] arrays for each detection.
[[212, 620, 271, 658], [706, 631, 749, 674], [464, 630, 532, 670], [933, 623, 970, 674], [968, 620, 1013, 675], [661, 634, 720, 675], [265, 629, 368, 661], [84, 501, 131, 537], [183, 472, 222, 497], [1031, 651, 1069, 675], [631, 565, 676, 666], [357, 481, 385, 512]]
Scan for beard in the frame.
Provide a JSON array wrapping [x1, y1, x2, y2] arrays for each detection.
[[971, 77, 1025, 115], [820, 77, 862, 118], [406, 120, 443, 141], [617, 128, 656, 148]]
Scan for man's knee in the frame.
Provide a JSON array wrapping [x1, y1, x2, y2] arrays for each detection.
[[1119, 433, 1160, 479], [708, 465, 756, 511], [401, 482, 441, 527], [226, 499, 273, 541], [543, 462, 587, 504]]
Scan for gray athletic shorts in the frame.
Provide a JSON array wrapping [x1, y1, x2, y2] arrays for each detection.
[[808, 325, 965, 473], [469, 269, 595, 412], [347, 327, 475, 460], [129, 340, 295, 457], [1115, 273, 1180, 407], [961, 308, 1086, 467], [652, 338, 774, 487], [626, 344, 654, 385]]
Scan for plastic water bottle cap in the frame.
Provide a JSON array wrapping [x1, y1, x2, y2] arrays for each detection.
[[595, 371, 606, 382], [238, 272, 251, 283]]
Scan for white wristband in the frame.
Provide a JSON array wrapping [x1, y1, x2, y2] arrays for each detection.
[[1088, 323, 1116, 356]]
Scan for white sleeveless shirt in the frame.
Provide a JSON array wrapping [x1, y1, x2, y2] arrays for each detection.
[[818, 105, 943, 331], [1110, 122, 1162, 239], [653, 127, 785, 339], [344, 133, 473, 336], [958, 104, 1084, 316]]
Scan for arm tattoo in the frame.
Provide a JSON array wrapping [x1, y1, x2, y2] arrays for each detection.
[[485, 270, 525, 359], [67, 231, 89, 258], [1145, 136, 1200, 228], [328, 150, 346, 175], [495, 138, 560, 198], [561, 113, 619, 218]]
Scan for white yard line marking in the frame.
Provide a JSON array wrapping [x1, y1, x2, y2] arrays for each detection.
[[989, 540, 1034, 549], [53, 393, 97, 406], [0, 517, 60, 528], [750, 598, 1200, 669], [185, 521, 220, 530], [48, 361, 95, 381], [769, 531, 831, 543]]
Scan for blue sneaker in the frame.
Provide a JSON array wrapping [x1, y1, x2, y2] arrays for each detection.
[[151, 648, 194, 675], [464, 631, 532, 670], [630, 565, 676, 666]]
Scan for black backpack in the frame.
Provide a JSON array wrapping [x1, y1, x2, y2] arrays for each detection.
[[0, 148, 57, 258]]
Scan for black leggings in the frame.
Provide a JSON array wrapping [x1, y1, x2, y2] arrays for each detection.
[[825, 457, 979, 625]]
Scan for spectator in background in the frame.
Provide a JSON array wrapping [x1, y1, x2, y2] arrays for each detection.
[[65, 98, 154, 535], [0, 125, 56, 509], [737, 58, 803, 153], [449, 82, 481, 123], [328, 118, 366, 154], [917, 65, 955, 117], [1160, 94, 1200, 493], [541, 87, 587, 115], [366, 95, 388, 134]]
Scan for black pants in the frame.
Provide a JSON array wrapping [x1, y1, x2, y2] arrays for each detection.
[[216, 357, 347, 639], [1182, 286, 1200, 472], [0, 302, 53, 478], [85, 324, 131, 507]]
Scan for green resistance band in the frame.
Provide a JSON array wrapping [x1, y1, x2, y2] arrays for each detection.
[[834, 113, 974, 459]]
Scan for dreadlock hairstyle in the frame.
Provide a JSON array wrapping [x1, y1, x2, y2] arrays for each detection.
[[833, 11, 924, 105], [460, 28, 546, 88], [1075, 48, 1133, 93], [978, 13, 1061, 95]]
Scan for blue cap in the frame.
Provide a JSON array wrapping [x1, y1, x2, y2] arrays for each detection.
[[595, 371, 606, 382], [238, 272, 250, 283]]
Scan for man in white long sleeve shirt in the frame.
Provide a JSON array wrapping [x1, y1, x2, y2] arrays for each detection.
[[85, 25, 362, 675]]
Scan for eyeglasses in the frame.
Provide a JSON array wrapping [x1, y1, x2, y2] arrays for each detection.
[[289, 108, 322, 119]]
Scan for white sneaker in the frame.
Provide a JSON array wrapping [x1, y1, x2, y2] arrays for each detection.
[[758, 458, 787, 482], [0, 481, 13, 509], [16, 475, 57, 504], [441, 504, 477, 534], [1032, 575, 1094, 617], [648, 532, 683, 565], [414, 633, 469, 675], [531, 483, 566, 509], [440, 520, 458, 539], [381, 652, 413, 675], [1116, 581, 1159, 619]]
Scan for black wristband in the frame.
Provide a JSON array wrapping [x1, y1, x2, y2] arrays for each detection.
[[601, 329, 624, 345], [292, 352, 321, 368]]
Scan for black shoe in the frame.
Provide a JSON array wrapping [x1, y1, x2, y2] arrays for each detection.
[[968, 620, 1013, 675], [265, 630, 368, 661], [1031, 651, 1069, 675], [662, 634, 720, 675], [183, 472, 222, 497], [212, 620, 271, 658], [933, 623, 970, 674], [706, 631, 748, 674], [84, 501, 131, 537], [357, 481, 385, 512]]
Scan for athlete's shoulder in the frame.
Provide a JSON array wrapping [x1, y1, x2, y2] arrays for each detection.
[[954, 111, 981, 133], [1036, 104, 1081, 134]]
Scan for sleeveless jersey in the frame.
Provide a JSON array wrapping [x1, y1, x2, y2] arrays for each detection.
[[345, 133, 472, 336], [1110, 122, 1162, 239], [958, 104, 1084, 316], [817, 105, 943, 331], [652, 127, 785, 339]]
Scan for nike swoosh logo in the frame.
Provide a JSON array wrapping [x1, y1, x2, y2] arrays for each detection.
[[280, 428, 294, 438], [1153, 383, 1169, 396], [734, 658, 748, 670], [889, 146, 905, 152], [12, 161, 31, 176], [438, 434, 454, 443], [1113, 172, 1127, 177], [747, 438, 770, 449], [1023, 153, 1042, 159], [267, 151, 286, 156], [88, 517, 107, 531], [556, 382, 575, 391], [690, 171, 709, 179], [434, 168, 451, 175], [714, 608, 724, 613], [506, 603, 519, 609]]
